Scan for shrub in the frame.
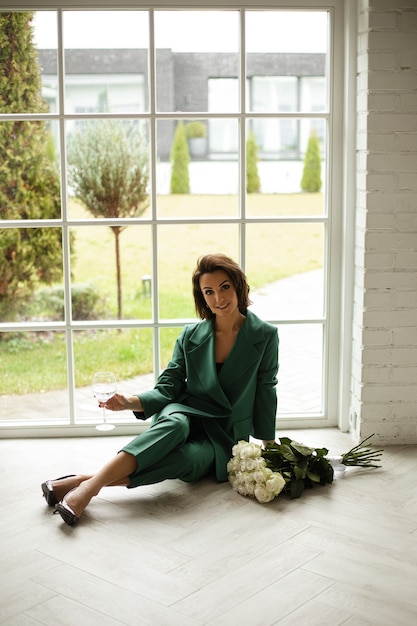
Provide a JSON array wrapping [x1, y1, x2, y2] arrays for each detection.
[[185, 121, 207, 139], [34, 284, 107, 321], [301, 131, 322, 192], [170, 121, 190, 194]]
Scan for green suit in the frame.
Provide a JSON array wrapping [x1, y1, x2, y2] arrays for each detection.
[[122, 309, 279, 485]]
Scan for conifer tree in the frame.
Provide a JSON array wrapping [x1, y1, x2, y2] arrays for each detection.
[[301, 131, 322, 192], [170, 121, 190, 194], [0, 12, 62, 321], [246, 132, 261, 193]]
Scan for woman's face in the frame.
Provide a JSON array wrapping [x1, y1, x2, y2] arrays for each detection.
[[199, 269, 239, 318]]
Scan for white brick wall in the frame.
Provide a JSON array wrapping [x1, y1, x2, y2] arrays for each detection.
[[353, 0, 417, 443]]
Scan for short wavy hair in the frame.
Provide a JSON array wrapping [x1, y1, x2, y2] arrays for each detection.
[[192, 253, 252, 320]]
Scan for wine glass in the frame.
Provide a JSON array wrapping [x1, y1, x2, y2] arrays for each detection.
[[92, 371, 117, 431]]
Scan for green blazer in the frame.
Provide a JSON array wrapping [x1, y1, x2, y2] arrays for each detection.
[[137, 309, 279, 481]]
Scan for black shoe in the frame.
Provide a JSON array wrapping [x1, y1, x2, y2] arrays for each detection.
[[54, 496, 80, 526], [41, 475, 76, 507]]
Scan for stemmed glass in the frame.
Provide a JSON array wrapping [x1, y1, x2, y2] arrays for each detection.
[[92, 371, 117, 431]]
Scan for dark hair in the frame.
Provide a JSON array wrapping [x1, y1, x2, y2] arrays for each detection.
[[192, 253, 252, 320]]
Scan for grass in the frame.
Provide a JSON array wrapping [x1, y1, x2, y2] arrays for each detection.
[[1, 193, 323, 395]]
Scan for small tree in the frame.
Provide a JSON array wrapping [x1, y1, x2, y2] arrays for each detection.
[[170, 121, 190, 194], [185, 121, 207, 139], [246, 132, 261, 193], [0, 12, 62, 322], [301, 131, 322, 192], [67, 120, 149, 319]]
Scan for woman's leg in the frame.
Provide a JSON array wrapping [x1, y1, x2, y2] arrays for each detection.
[[63, 451, 137, 517], [128, 438, 215, 487], [61, 411, 191, 518], [44, 472, 133, 505]]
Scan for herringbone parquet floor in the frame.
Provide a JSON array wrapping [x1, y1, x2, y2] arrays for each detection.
[[1, 428, 416, 625]]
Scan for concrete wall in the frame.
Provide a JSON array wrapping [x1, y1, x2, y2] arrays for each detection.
[[353, 0, 417, 443]]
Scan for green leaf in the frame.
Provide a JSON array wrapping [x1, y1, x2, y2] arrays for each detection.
[[306, 470, 321, 483], [290, 479, 305, 499], [297, 457, 308, 470], [294, 466, 306, 479], [277, 444, 298, 462], [291, 441, 315, 457]]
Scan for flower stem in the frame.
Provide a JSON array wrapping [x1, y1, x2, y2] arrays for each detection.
[[341, 434, 383, 468]]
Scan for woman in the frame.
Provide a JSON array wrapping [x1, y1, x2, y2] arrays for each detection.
[[43, 253, 279, 525]]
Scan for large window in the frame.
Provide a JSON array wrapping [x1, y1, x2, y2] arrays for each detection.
[[0, 2, 344, 435]]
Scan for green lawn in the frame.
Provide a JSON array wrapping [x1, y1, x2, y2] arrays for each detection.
[[1, 193, 323, 394]]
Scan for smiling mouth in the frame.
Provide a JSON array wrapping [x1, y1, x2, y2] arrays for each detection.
[[217, 303, 229, 309]]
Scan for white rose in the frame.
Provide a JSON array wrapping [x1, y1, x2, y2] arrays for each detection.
[[265, 472, 286, 496], [254, 485, 276, 503], [227, 458, 239, 473], [237, 483, 249, 496], [254, 463, 270, 482], [254, 469, 266, 484], [231, 441, 246, 458], [244, 477, 256, 496], [240, 442, 262, 460]]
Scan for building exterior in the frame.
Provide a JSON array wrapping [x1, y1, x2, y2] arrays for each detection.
[[39, 49, 325, 161]]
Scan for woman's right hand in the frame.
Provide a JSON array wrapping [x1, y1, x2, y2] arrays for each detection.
[[99, 393, 128, 412], [100, 393, 143, 412]]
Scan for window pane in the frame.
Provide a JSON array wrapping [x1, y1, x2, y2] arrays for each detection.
[[66, 119, 150, 221], [157, 224, 239, 319], [246, 223, 324, 319], [276, 323, 323, 414], [246, 118, 326, 213], [0, 226, 63, 322], [63, 11, 148, 114], [246, 11, 328, 113], [0, 331, 68, 423], [0, 12, 55, 115], [34, 11, 59, 113], [0, 120, 61, 220], [155, 11, 239, 113], [73, 327, 154, 426], [70, 225, 152, 321], [156, 118, 239, 215]]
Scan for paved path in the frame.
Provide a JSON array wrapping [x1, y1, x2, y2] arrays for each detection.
[[1, 270, 323, 423]]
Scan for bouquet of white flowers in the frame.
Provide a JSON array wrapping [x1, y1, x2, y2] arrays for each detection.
[[227, 441, 286, 503], [228, 435, 383, 502]]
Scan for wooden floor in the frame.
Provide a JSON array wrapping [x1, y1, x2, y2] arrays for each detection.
[[1, 428, 416, 625]]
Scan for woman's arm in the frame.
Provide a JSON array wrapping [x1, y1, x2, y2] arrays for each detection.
[[253, 326, 279, 441]]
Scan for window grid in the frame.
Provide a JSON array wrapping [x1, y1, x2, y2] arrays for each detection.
[[0, 3, 343, 434]]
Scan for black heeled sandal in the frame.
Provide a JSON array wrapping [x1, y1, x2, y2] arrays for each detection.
[[54, 498, 80, 526], [41, 475, 76, 507]]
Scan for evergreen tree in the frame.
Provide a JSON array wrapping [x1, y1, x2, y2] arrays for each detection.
[[0, 12, 62, 321], [301, 131, 322, 192], [170, 121, 190, 194], [246, 132, 261, 193], [67, 119, 149, 320]]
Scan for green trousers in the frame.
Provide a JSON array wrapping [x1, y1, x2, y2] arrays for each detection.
[[121, 410, 216, 488]]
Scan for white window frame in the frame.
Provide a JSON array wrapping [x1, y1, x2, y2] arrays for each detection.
[[0, 0, 353, 438]]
